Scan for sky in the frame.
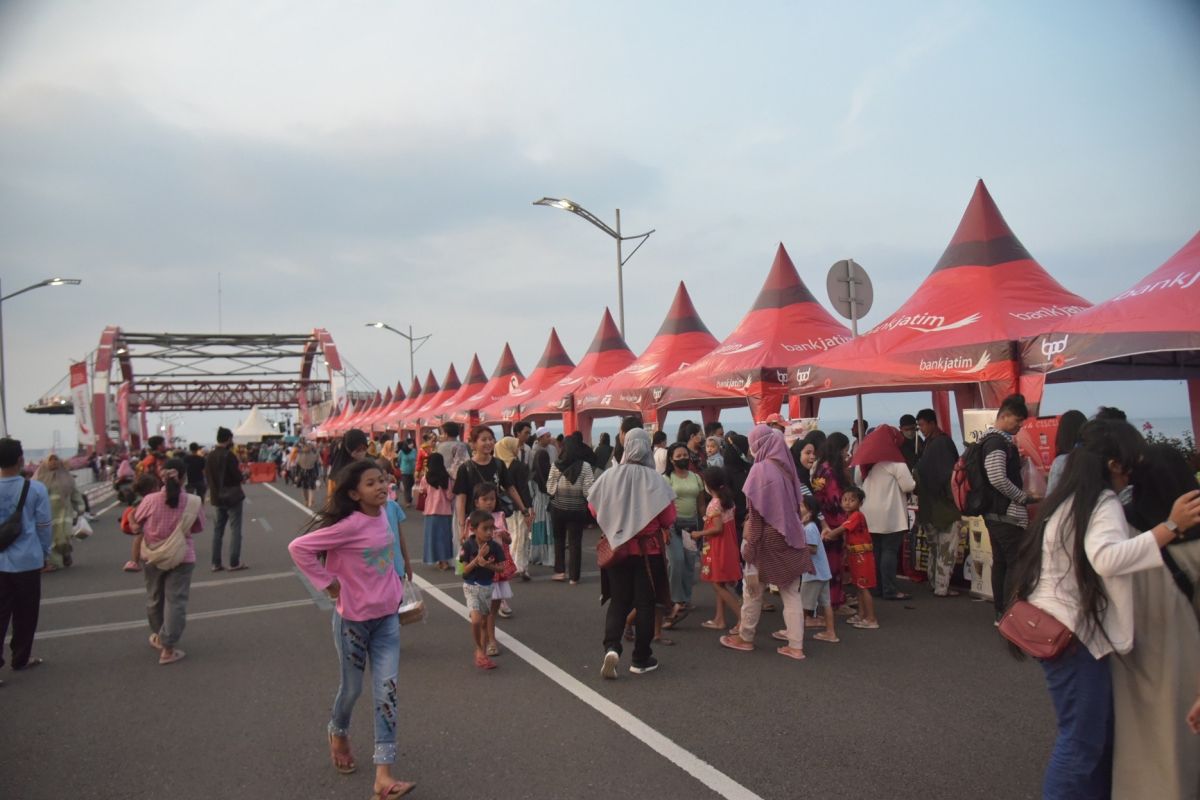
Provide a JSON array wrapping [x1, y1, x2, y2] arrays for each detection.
[[1, 0, 1198, 449]]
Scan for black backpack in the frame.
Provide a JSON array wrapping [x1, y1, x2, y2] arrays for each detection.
[[0, 479, 31, 552], [951, 434, 1001, 516]]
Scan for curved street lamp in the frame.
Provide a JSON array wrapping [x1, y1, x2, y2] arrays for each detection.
[[533, 197, 654, 338], [366, 322, 431, 384], [1, 278, 83, 436]]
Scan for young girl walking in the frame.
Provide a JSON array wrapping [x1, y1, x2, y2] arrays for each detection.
[[692, 467, 742, 632], [472, 482, 515, 650], [418, 453, 455, 569], [288, 460, 416, 799], [459, 509, 505, 669], [823, 487, 878, 629]]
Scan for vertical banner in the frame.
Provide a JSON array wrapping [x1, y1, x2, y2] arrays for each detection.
[[139, 402, 149, 442], [70, 362, 95, 446], [117, 382, 131, 448]]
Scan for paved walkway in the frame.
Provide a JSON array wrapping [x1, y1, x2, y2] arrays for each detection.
[[3, 481, 1055, 799]]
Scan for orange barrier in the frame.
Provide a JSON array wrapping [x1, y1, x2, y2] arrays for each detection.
[[249, 462, 277, 483]]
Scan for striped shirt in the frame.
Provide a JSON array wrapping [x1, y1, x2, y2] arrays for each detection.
[[982, 427, 1029, 527]]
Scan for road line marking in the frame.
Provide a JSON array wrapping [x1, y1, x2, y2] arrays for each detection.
[[256, 516, 273, 532], [93, 501, 121, 517], [265, 471, 764, 800], [42, 571, 296, 605], [292, 565, 334, 610], [35, 599, 314, 640]]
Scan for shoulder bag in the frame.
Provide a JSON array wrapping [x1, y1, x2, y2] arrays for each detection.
[[215, 449, 246, 507], [141, 494, 202, 571], [0, 479, 31, 552], [997, 599, 1074, 660]]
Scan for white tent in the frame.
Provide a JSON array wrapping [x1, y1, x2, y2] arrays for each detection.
[[232, 406, 280, 444]]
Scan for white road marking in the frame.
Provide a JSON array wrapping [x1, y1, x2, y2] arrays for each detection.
[[93, 501, 121, 517], [35, 599, 314, 640], [256, 516, 273, 532], [42, 571, 296, 605], [263, 474, 764, 800]]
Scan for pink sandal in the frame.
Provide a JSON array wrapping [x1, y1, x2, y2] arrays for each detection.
[[776, 645, 806, 661], [719, 634, 753, 652]]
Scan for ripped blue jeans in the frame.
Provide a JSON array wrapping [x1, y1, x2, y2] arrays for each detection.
[[329, 612, 401, 764]]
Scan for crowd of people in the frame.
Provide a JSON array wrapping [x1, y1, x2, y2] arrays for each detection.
[[2, 397, 1199, 798]]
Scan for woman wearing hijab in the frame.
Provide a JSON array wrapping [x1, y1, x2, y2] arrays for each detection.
[[720, 425, 815, 660], [592, 433, 614, 475], [591, 429, 677, 677], [1113, 444, 1200, 798], [33, 454, 85, 570], [547, 435, 595, 583], [852, 425, 916, 600], [496, 436, 534, 581]]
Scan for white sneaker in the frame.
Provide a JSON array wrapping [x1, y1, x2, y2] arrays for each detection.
[[601, 650, 619, 680]]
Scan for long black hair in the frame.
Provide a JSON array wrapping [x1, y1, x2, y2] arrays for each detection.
[[675, 419, 700, 445], [665, 443, 690, 476], [702, 466, 733, 510], [425, 452, 450, 491], [1129, 444, 1200, 542], [304, 460, 384, 533], [1010, 420, 1145, 648], [1054, 409, 1087, 456], [162, 458, 186, 508], [816, 431, 851, 485], [329, 428, 368, 477]]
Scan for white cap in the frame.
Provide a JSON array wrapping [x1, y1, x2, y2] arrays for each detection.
[[535, 426, 553, 438]]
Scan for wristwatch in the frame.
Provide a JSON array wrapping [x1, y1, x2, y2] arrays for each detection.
[[1164, 519, 1179, 538]]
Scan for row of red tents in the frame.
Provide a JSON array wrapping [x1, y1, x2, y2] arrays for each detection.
[[314, 180, 1200, 439]]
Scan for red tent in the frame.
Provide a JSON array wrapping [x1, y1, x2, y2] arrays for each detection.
[[789, 180, 1091, 423], [576, 282, 720, 432], [380, 377, 423, 432], [518, 309, 636, 433], [360, 386, 394, 431], [370, 383, 407, 433], [1021, 230, 1200, 434], [478, 329, 574, 427], [450, 343, 524, 425], [429, 354, 488, 426], [337, 392, 379, 435], [393, 371, 439, 430], [408, 364, 460, 430], [313, 398, 352, 439], [656, 243, 852, 424]]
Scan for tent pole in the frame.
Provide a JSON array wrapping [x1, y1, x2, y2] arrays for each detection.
[[1189, 380, 1200, 443]]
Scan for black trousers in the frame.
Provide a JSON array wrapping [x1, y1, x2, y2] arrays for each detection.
[[987, 519, 1027, 617], [551, 507, 589, 581], [0, 569, 42, 670], [603, 554, 662, 667]]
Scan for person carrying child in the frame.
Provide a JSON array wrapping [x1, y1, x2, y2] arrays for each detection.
[[288, 460, 415, 800], [691, 467, 742, 632], [459, 509, 506, 670], [799, 494, 838, 643], [121, 473, 161, 573], [822, 486, 878, 629]]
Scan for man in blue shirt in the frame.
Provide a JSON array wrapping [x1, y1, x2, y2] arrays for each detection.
[[0, 437, 52, 683]]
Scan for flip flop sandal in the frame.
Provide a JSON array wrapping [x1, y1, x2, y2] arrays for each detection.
[[485, 643, 501, 657], [850, 619, 880, 629], [373, 781, 417, 799], [652, 636, 675, 646], [158, 649, 187, 665], [479, 656, 498, 670], [14, 657, 45, 671], [776, 646, 806, 661], [813, 632, 841, 643], [328, 732, 357, 775], [700, 620, 725, 630], [122, 561, 142, 572], [623, 627, 635, 641], [551, 574, 567, 582], [804, 618, 826, 628], [845, 615, 863, 625], [228, 564, 249, 572], [727, 626, 740, 636], [149, 634, 163, 650], [935, 590, 961, 597], [770, 630, 790, 642], [719, 635, 754, 652]]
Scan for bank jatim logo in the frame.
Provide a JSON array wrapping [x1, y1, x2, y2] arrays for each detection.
[[1041, 335, 1070, 367], [794, 367, 811, 385]]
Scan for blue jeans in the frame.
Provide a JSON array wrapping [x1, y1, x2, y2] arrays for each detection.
[[667, 517, 699, 605], [1041, 644, 1113, 799], [330, 612, 401, 764], [871, 532, 904, 598], [212, 501, 244, 568]]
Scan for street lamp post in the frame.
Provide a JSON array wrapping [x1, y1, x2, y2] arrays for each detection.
[[365, 322, 431, 384], [533, 197, 654, 338], [0, 277, 83, 437]]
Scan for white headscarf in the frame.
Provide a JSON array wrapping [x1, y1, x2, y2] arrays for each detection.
[[586, 429, 676, 550]]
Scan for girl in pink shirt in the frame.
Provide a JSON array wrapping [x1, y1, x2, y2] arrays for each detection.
[[288, 460, 415, 799]]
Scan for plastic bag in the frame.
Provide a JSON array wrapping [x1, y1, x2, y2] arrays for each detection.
[[73, 515, 93, 540], [398, 577, 425, 625]]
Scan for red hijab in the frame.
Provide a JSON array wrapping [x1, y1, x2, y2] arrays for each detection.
[[850, 424, 906, 479]]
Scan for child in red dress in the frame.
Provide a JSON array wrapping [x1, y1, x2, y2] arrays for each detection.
[[823, 487, 878, 629], [691, 467, 743, 632]]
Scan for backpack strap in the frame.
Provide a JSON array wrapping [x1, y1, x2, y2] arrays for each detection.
[[15, 478, 30, 513]]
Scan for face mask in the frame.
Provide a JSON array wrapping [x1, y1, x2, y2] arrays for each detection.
[[673, 458, 690, 468]]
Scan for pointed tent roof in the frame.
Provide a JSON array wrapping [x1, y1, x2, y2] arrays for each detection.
[[478, 329, 574, 424], [362, 386, 394, 430], [520, 308, 637, 419], [370, 383, 406, 432], [408, 364, 460, 429], [233, 405, 281, 443], [577, 282, 721, 419], [1021, 230, 1200, 382], [451, 343, 525, 424], [343, 392, 382, 434], [432, 354, 488, 423], [382, 377, 424, 431], [313, 397, 351, 438], [394, 371, 439, 428], [791, 180, 1091, 405], [656, 243, 852, 420]]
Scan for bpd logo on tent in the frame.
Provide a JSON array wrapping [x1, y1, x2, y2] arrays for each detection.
[[1040, 335, 1070, 368], [794, 367, 812, 385]]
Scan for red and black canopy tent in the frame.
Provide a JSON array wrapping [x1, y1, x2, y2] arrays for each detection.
[[449, 343, 524, 428], [334, 392, 380, 436], [370, 382, 407, 433], [390, 370, 439, 431], [1021, 230, 1200, 436], [478, 329, 574, 428], [406, 364, 460, 432], [788, 180, 1090, 430], [359, 386, 394, 431], [654, 243, 851, 426], [312, 397, 353, 439], [380, 377, 423, 432], [517, 308, 637, 434], [428, 354, 487, 428], [576, 282, 720, 435]]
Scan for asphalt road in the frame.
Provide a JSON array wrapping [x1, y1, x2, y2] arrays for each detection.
[[1, 480, 1055, 800]]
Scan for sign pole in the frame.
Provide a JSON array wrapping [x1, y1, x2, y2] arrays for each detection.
[[847, 261, 865, 434]]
